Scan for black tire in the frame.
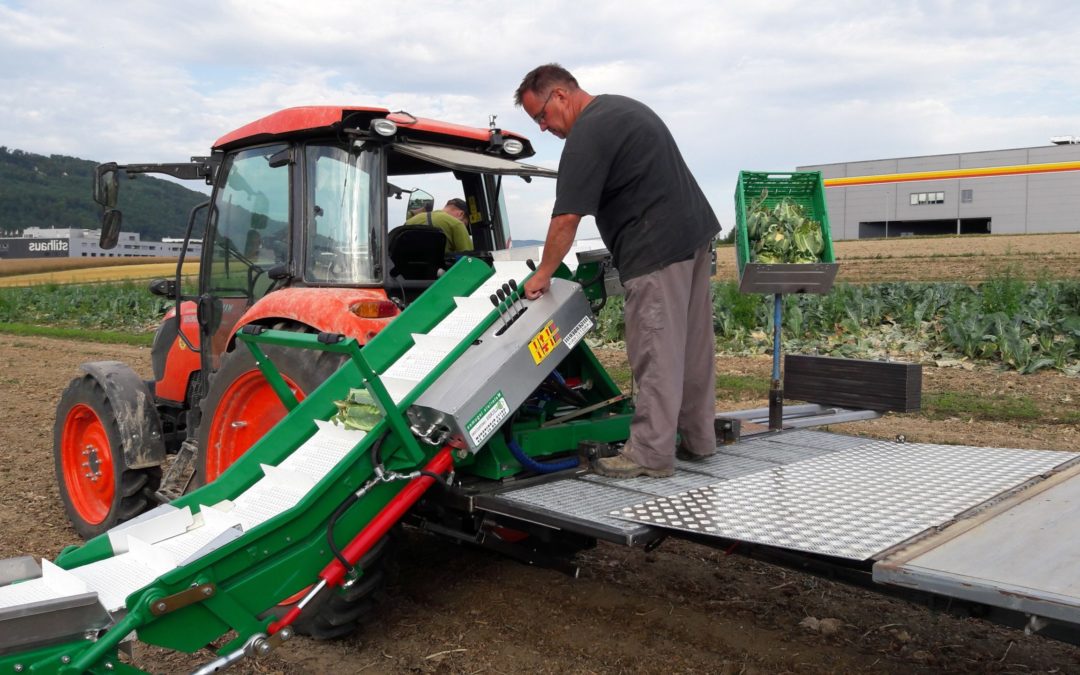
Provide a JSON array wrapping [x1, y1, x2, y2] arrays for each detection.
[[192, 340, 345, 488], [287, 530, 399, 640], [53, 375, 161, 540]]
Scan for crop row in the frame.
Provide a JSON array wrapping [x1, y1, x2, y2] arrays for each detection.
[[3, 275, 1077, 375], [0, 281, 170, 331], [596, 274, 1080, 375]]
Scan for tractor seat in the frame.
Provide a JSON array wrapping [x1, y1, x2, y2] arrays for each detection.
[[387, 224, 448, 280]]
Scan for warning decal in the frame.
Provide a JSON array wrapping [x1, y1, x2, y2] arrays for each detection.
[[466, 391, 511, 447], [528, 320, 562, 365]]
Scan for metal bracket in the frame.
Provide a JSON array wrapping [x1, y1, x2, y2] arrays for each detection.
[[154, 439, 198, 503], [261, 626, 293, 653], [541, 394, 628, 428], [148, 583, 216, 616]]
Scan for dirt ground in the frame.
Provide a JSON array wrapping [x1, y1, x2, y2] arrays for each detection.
[[1, 334, 1079, 674], [715, 232, 1080, 283]]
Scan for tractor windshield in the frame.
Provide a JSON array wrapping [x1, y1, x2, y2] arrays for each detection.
[[305, 144, 380, 284], [205, 143, 290, 302]]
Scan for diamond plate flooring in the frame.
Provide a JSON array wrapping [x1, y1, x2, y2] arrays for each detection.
[[481, 430, 876, 545], [612, 440, 1079, 560]]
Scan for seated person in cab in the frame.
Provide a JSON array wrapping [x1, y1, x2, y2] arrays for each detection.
[[403, 197, 473, 253]]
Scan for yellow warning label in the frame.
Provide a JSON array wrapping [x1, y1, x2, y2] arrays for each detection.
[[528, 320, 562, 365]]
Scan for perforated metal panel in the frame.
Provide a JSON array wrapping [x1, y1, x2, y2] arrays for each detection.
[[613, 441, 1078, 560]]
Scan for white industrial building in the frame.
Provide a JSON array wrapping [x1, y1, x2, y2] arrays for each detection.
[[0, 227, 201, 259], [798, 138, 1080, 239]]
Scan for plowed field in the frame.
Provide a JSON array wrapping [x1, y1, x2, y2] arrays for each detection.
[[2, 335, 1077, 674]]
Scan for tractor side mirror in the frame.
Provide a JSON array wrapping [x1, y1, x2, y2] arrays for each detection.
[[405, 189, 433, 222], [100, 209, 122, 249], [93, 163, 119, 208], [94, 163, 122, 249]]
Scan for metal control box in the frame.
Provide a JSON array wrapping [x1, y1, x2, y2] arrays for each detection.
[[408, 278, 595, 453]]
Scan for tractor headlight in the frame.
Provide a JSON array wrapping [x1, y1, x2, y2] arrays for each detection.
[[502, 138, 524, 155], [371, 118, 398, 137]]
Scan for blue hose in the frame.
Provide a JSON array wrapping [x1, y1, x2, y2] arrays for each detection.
[[507, 437, 580, 473]]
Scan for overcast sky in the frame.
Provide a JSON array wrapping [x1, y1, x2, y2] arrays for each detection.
[[2, 0, 1079, 242]]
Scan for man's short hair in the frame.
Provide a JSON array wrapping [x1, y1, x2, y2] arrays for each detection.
[[514, 63, 579, 106], [445, 198, 467, 212]]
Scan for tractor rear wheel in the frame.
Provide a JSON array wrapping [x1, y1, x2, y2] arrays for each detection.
[[53, 375, 161, 540], [193, 339, 392, 640]]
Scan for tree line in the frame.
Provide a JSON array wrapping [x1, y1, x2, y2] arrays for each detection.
[[0, 147, 206, 241]]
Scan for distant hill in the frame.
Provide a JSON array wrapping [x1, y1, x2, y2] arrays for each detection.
[[0, 147, 206, 241]]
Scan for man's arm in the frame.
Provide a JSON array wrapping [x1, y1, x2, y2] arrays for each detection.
[[524, 213, 581, 299]]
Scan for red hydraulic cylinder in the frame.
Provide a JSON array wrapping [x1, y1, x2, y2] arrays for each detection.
[[268, 447, 453, 634]]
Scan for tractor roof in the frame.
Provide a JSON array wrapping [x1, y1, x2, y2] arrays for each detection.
[[213, 106, 536, 157]]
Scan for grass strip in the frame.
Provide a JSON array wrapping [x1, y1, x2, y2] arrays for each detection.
[[922, 391, 1042, 423], [0, 322, 154, 346], [716, 373, 769, 399]]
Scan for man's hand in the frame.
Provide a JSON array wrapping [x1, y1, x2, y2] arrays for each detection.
[[524, 213, 582, 300], [524, 270, 551, 299]]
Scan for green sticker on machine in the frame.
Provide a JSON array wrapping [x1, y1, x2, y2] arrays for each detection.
[[466, 390, 511, 447]]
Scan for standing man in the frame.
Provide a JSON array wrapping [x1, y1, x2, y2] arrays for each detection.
[[515, 63, 720, 478]]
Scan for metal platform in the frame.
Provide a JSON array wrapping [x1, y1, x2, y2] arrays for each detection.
[[478, 429, 1080, 637], [474, 429, 872, 546], [613, 439, 1077, 560], [477, 430, 1079, 561]]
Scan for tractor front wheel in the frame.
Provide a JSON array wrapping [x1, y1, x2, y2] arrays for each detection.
[[53, 375, 161, 539]]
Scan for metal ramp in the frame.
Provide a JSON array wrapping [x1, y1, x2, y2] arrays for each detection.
[[479, 428, 1080, 637], [874, 460, 1080, 629]]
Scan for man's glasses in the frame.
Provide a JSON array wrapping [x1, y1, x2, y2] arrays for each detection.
[[532, 90, 556, 125]]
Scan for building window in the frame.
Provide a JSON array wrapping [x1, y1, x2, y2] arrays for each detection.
[[961, 189, 973, 203], [910, 191, 945, 205]]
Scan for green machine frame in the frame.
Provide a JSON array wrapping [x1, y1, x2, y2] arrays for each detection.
[[2, 257, 631, 674]]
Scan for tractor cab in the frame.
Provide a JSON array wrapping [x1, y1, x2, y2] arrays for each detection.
[[93, 107, 555, 365]]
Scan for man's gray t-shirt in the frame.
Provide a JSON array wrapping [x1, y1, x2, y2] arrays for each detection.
[[552, 94, 720, 281]]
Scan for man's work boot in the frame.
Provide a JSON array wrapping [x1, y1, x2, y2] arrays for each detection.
[[675, 445, 716, 462], [594, 453, 674, 478]]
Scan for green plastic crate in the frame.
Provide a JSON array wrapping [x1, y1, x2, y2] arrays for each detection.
[[733, 170, 837, 294]]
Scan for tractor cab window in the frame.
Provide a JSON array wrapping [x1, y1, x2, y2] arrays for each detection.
[[385, 143, 558, 273], [305, 144, 379, 284], [206, 144, 290, 302]]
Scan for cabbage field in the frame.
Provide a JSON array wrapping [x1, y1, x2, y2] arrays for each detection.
[[596, 273, 1080, 375]]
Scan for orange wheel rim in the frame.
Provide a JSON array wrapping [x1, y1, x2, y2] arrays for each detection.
[[204, 370, 303, 482], [61, 403, 116, 524]]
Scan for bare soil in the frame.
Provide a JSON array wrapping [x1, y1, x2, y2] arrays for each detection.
[[2, 334, 1078, 674]]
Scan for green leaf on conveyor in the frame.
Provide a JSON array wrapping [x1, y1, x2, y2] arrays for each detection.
[[332, 387, 383, 431]]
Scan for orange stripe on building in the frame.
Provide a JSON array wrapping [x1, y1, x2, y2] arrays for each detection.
[[823, 161, 1080, 188]]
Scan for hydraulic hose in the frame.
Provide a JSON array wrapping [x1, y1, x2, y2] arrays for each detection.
[[269, 447, 453, 635], [507, 437, 579, 473]]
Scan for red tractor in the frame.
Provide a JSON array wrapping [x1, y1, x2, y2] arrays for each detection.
[[54, 106, 555, 539]]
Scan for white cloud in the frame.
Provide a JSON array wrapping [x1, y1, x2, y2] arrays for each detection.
[[1, 0, 1079, 241]]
